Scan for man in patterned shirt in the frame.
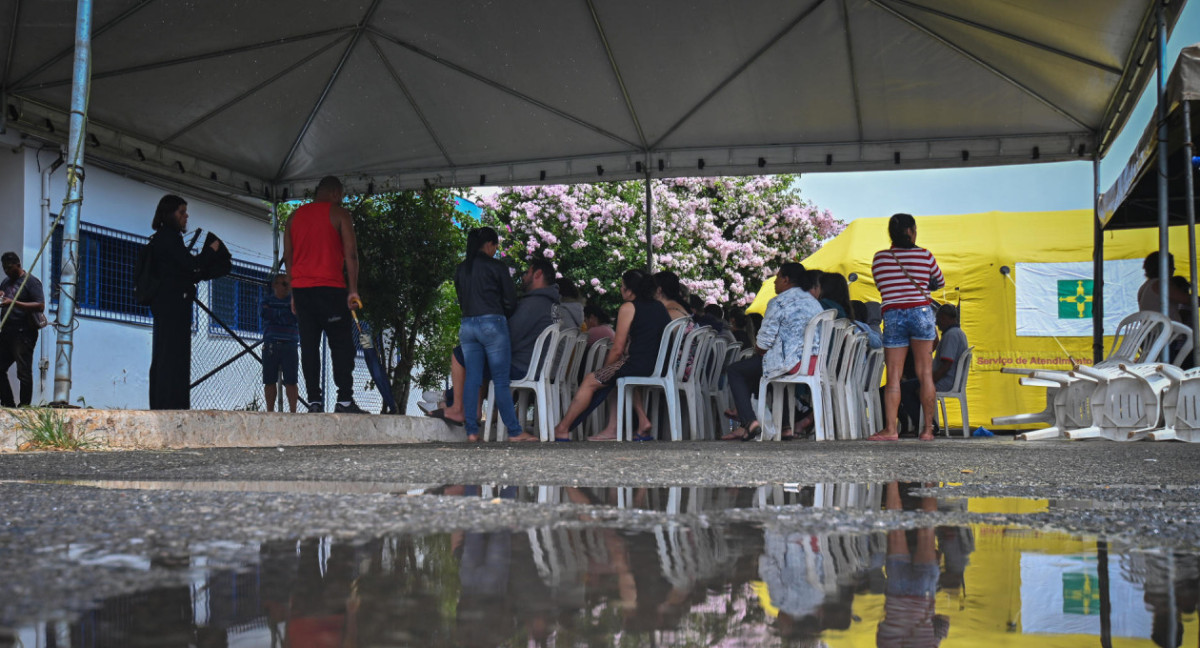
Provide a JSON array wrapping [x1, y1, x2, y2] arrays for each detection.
[[723, 262, 825, 441]]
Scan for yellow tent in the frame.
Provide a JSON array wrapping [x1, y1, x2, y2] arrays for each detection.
[[748, 211, 1198, 429]]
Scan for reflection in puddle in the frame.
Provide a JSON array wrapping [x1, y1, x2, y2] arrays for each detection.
[[5, 483, 1199, 647]]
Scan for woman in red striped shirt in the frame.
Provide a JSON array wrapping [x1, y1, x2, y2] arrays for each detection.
[[869, 214, 944, 441]]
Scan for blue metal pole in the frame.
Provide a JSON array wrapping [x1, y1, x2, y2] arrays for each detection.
[[52, 0, 92, 404], [1155, 0, 1170, 361]]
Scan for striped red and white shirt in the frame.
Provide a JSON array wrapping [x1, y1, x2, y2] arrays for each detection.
[[871, 247, 944, 312]]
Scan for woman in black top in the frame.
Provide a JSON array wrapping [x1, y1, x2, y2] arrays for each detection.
[[554, 270, 670, 441], [454, 227, 523, 442], [147, 194, 225, 410]]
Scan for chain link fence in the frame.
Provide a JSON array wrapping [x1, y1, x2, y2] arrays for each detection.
[[190, 278, 384, 413]]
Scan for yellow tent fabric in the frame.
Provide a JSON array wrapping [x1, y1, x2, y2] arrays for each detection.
[[747, 211, 1197, 429]]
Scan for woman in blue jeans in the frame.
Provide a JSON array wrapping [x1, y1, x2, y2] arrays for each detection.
[[454, 227, 523, 442]]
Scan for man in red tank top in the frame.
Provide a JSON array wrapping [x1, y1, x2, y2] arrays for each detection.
[[283, 176, 364, 413]]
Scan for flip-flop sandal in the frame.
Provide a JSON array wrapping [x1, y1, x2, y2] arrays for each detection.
[[720, 430, 746, 441], [430, 409, 466, 427], [554, 437, 572, 443], [741, 422, 762, 442], [867, 432, 900, 441], [633, 434, 655, 442]]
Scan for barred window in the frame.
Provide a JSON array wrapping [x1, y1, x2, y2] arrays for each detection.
[[209, 260, 271, 336], [50, 220, 152, 325]]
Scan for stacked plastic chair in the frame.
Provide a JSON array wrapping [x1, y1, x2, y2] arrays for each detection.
[[1154, 365, 1200, 442], [998, 311, 1175, 441]]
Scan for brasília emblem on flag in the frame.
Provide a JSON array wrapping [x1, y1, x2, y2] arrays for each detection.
[[1058, 279, 1094, 319], [1061, 571, 1100, 615]]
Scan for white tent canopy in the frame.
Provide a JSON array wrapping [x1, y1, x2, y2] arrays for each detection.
[[0, 0, 1183, 201]]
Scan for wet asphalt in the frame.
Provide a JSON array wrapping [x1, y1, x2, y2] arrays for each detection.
[[1, 437, 1199, 624]]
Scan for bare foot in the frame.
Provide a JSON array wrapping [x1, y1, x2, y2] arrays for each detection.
[[590, 432, 618, 441], [918, 429, 936, 441], [720, 427, 747, 441], [868, 431, 900, 441], [466, 434, 479, 442], [508, 432, 539, 442]]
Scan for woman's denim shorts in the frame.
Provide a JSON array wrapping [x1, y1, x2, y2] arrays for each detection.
[[882, 304, 936, 348]]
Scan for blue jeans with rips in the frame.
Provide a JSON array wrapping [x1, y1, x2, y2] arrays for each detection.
[[460, 314, 523, 437]]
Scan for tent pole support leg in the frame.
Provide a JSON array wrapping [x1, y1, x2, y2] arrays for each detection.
[[644, 169, 653, 273], [51, 0, 92, 405], [1183, 99, 1199, 367], [1093, 155, 1104, 365], [1155, 0, 1170, 360]]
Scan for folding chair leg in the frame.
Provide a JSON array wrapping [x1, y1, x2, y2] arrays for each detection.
[[959, 397, 969, 438], [939, 398, 949, 437]]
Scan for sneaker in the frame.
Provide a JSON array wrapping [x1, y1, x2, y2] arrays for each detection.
[[334, 401, 367, 414], [306, 401, 324, 413]]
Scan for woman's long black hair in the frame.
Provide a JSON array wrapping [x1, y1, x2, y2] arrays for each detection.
[[819, 272, 853, 318], [887, 213, 917, 248], [653, 270, 688, 309], [622, 269, 658, 301], [151, 194, 187, 231], [465, 226, 499, 261]]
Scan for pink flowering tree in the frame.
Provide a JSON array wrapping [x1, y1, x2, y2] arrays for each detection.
[[475, 175, 842, 309]]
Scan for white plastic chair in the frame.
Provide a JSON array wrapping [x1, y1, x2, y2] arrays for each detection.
[[1154, 365, 1200, 442], [755, 310, 837, 442], [582, 338, 613, 436], [553, 327, 588, 433], [862, 347, 885, 434], [831, 327, 870, 439], [672, 326, 716, 440], [616, 318, 690, 441], [483, 324, 564, 442], [935, 346, 974, 437], [696, 336, 728, 440]]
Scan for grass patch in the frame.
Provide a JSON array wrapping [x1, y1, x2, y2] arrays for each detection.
[[11, 408, 93, 451]]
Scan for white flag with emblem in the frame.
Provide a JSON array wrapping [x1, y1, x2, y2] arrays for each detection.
[[1014, 260, 1143, 337]]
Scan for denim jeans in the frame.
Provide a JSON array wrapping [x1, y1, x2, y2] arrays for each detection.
[[460, 314, 522, 436]]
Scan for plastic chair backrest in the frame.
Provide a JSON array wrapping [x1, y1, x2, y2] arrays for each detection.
[[704, 337, 728, 388], [649, 318, 691, 378], [586, 337, 612, 373], [521, 325, 562, 382], [822, 318, 852, 375], [798, 310, 837, 377], [949, 346, 975, 394], [1107, 310, 1172, 365], [671, 324, 713, 383]]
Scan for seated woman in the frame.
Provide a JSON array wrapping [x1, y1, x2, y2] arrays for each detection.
[[653, 270, 691, 320], [553, 270, 670, 441]]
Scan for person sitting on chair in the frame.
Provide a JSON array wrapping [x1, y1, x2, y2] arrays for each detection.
[[900, 303, 967, 434], [722, 263, 825, 441]]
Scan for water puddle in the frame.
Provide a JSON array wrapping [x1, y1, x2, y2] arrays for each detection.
[[4, 482, 1198, 647]]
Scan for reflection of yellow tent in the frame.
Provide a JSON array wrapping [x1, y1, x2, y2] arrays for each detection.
[[747, 211, 1198, 429]]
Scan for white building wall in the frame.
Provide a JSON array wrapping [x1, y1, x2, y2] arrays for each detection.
[[0, 133, 387, 412], [1, 132, 275, 409]]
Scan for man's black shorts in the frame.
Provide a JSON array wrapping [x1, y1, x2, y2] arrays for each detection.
[[262, 340, 299, 385]]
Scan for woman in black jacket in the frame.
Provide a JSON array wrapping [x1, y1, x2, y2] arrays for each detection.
[[147, 194, 225, 410], [455, 227, 523, 441]]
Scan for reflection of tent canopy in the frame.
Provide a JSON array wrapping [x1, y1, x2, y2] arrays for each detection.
[[748, 211, 1197, 429], [0, 1, 1182, 198]]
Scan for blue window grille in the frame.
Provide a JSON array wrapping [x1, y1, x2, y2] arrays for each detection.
[[50, 220, 153, 325], [208, 260, 271, 337]]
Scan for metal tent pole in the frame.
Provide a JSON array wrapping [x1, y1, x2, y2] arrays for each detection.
[[1093, 156, 1105, 364], [52, 0, 92, 404], [1183, 99, 1199, 366], [644, 170, 654, 273], [1155, 0, 1171, 361]]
